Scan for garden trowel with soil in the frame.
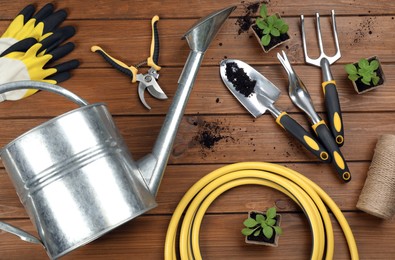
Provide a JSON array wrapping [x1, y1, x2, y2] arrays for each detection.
[[220, 59, 330, 163]]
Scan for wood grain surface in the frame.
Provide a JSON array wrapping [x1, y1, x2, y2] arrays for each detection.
[[0, 0, 394, 259]]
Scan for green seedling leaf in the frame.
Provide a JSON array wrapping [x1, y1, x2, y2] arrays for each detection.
[[271, 27, 280, 37], [266, 218, 276, 226], [263, 226, 274, 239], [280, 23, 289, 34], [358, 58, 369, 69], [372, 75, 380, 85], [256, 18, 265, 29], [261, 34, 271, 46], [348, 74, 359, 82], [266, 207, 277, 219], [260, 222, 268, 229], [242, 227, 255, 236], [243, 218, 258, 228], [262, 24, 271, 35], [345, 64, 358, 75], [267, 15, 275, 25], [370, 60, 380, 71], [273, 226, 283, 235], [274, 18, 284, 28], [253, 229, 261, 237], [260, 4, 268, 19], [361, 77, 371, 85], [256, 214, 265, 224]]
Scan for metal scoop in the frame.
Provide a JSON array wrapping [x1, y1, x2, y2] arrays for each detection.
[[277, 51, 351, 182], [220, 59, 329, 162]]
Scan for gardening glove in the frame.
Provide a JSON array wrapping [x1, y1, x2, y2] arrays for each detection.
[[0, 29, 80, 102], [0, 3, 68, 54]]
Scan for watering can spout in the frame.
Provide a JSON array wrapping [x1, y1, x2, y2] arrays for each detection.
[[183, 5, 237, 53], [137, 5, 236, 196]]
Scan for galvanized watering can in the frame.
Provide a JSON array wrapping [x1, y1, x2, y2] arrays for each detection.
[[0, 6, 236, 259]]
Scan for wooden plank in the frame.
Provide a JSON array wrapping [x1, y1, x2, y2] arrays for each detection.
[[0, 162, 368, 218], [0, 213, 394, 259], [0, 63, 393, 117], [0, 1, 394, 19], [0, 15, 391, 68], [0, 113, 387, 163], [19, 16, 391, 67]]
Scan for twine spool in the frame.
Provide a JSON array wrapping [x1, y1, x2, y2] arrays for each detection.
[[357, 135, 395, 219]]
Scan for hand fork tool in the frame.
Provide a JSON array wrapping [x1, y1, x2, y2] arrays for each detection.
[[278, 51, 351, 182], [91, 15, 167, 110], [301, 10, 344, 147]]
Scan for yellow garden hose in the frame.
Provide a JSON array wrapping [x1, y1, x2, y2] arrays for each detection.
[[164, 162, 359, 260]]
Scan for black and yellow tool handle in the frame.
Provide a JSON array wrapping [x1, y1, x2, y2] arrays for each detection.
[[147, 15, 161, 71], [323, 80, 344, 147], [313, 120, 351, 182], [91, 45, 138, 83], [276, 112, 330, 163]]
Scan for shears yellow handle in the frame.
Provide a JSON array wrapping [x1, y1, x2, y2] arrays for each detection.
[[147, 15, 161, 71], [91, 15, 161, 82], [91, 45, 138, 83]]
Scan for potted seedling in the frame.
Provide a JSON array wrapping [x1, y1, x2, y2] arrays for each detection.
[[241, 207, 283, 247], [251, 4, 290, 53], [345, 56, 385, 94]]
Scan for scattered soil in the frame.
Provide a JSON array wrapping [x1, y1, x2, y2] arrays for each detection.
[[225, 61, 256, 97], [352, 17, 375, 45], [235, 1, 263, 35], [192, 118, 236, 158]]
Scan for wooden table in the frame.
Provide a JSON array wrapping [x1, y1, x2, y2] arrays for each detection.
[[0, 0, 394, 259]]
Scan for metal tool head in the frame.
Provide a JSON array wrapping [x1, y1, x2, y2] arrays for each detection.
[[277, 51, 320, 124], [137, 72, 168, 110], [219, 59, 281, 118], [300, 10, 341, 67]]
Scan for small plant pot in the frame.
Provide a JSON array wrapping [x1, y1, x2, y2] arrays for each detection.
[[251, 13, 291, 53], [351, 56, 386, 94], [244, 210, 282, 247]]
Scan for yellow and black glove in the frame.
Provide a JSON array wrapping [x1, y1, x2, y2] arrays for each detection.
[[0, 29, 79, 102], [0, 3, 68, 54]]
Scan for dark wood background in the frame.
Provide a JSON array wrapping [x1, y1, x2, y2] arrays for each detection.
[[0, 0, 394, 259]]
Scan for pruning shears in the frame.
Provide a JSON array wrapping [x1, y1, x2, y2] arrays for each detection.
[[91, 15, 167, 109]]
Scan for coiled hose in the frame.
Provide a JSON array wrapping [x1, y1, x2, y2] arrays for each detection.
[[164, 162, 359, 260]]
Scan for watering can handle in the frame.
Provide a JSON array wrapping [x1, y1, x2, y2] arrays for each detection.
[[0, 80, 89, 106], [0, 221, 43, 246]]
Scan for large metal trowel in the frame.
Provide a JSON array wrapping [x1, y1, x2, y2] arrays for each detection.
[[219, 59, 330, 162]]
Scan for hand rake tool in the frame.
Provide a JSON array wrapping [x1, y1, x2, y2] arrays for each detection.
[[300, 10, 344, 147]]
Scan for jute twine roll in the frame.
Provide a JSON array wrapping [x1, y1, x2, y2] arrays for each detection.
[[357, 134, 395, 219]]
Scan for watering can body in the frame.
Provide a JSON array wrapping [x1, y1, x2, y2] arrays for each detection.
[[1, 99, 157, 259]]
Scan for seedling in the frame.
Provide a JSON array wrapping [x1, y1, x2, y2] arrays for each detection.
[[255, 5, 289, 46], [345, 58, 380, 86], [242, 207, 282, 241]]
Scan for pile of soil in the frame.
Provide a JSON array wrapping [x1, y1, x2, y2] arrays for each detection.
[[225, 61, 256, 97], [235, 2, 261, 35], [192, 119, 235, 158]]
